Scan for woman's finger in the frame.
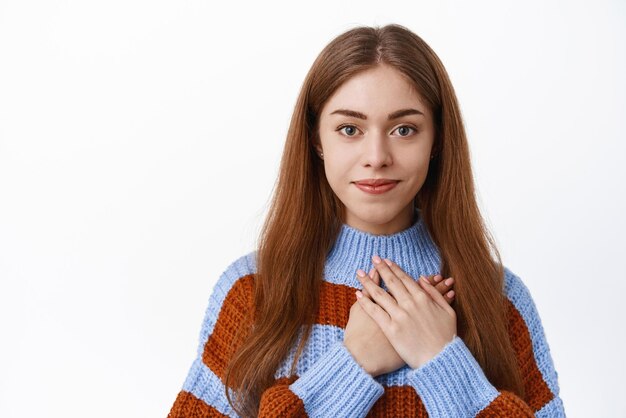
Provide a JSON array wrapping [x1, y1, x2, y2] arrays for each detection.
[[419, 274, 454, 310], [434, 276, 455, 304], [356, 268, 401, 316], [371, 256, 412, 307], [443, 288, 455, 304], [424, 274, 456, 305], [379, 259, 456, 307], [360, 268, 379, 299], [383, 259, 424, 299], [370, 267, 380, 285], [355, 289, 392, 329]]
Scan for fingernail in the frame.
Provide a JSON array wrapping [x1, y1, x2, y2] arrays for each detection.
[[356, 269, 366, 277], [445, 278, 454, 286], [434, 274, 443, 282], [372, 255, 382, 264]]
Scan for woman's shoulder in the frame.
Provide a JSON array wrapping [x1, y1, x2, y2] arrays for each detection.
[[196, 250, 258, 349], [201, 250, 258, 315], [212, 250, 258, 295], [501, 266, 538, 313], [220, 250, 258, 279], [501, 266, 552, 347]]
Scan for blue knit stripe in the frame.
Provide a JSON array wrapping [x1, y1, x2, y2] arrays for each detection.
[[536, 396, 567, 417], [181, 250, 258, 416], [503, 267, 564, 412], [406, 336, 500, 417], [182, 356, 240, 417], [273, 323, 345, 379], [196, 251, 256, 357], [289, 340, 385, 417], [273, 323, 426, 387]]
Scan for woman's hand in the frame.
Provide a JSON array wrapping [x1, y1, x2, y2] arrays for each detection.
[[344, 268, 405, 377], [355, 255, 457, 370], [343, 265, 456, 377]]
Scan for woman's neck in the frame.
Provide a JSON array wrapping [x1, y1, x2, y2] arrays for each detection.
[[343, 204, 416, 236], [324, 207, 441, 290]]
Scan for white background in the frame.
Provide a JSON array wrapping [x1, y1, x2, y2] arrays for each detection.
[[1, 1, 624, 416]]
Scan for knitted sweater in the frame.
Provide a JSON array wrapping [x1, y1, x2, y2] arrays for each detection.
[[167, 211, 566, 417]]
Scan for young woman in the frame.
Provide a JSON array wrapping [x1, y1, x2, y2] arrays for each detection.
[[168, 24, 566, 417]]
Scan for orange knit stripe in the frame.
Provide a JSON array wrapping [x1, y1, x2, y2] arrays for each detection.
[[476, 389, 535, 417], [167, 390, 229, 417], [199, 274, 554, 415], [366, 385, 428, 417], [202, 276, 355, 379], [202, 274, 255, 380], [258, 376, 307, 417], [505, 298, 555, 411], [317, 280, 357, 326]]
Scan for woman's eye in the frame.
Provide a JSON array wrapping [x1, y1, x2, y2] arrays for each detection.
[[394, 125, 418, 137], [336, 124, 418, 138], [337, 124, 361, 137]]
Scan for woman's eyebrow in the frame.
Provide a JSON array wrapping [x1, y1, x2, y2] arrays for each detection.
[[329, 108, 424, 120]]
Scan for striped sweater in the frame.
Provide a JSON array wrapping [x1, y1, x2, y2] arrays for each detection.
[[168, 212, 566, 417]]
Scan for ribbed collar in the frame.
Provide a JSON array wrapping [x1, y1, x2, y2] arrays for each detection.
[[324, 208, 442, 290]]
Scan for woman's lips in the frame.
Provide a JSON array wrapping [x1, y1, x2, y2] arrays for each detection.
[[354, 181, 399, 194]]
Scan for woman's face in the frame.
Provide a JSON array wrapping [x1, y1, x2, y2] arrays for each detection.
[[316, 64, 436, 235]]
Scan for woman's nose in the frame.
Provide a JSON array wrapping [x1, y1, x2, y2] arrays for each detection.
[[362, 133, 393, 168]]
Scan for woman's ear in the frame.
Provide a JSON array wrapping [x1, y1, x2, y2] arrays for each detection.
[[312, 131, 324, 157]]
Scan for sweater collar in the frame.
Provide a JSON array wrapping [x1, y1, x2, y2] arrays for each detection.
[[324, 208, 441, 288]]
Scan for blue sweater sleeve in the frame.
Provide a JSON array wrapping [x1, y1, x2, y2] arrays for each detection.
[[283, 340, 384, 417], [406, 271, 566, 417]]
